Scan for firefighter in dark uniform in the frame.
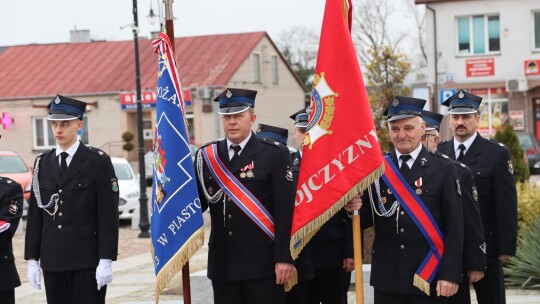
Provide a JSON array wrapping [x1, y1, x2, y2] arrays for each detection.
[[421, 110, 486, 304], [0, 152, 24, 304], [290, 108, 354, 304], [438, 90, 518, 304], [256, 122, 315, 304], [195, 88, 296, 304], [357, 97, 464, 304], [25, 95, 119, 304]]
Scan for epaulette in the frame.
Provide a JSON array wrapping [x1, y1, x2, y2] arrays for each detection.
[[199, 140, 220, 149], [454, 160, 470, 171], [87, 146, 108, 156], [260, 137, 284, 149], [430, 150, 453, 162], [486, 138, 506, 149], [38, 148, 55, 158]]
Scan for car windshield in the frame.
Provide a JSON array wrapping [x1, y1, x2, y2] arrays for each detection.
[[0, 155, 28, 173], [113, 163, 134, 180]]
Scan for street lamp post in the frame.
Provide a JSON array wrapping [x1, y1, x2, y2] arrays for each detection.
[[132, 0, 150, 238]]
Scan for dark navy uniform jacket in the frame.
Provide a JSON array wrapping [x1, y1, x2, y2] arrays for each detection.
[[361, 147, 464, 295], [196, 134, 296, 282], [0, 177, 23, 292], [25, 143, 119, 271], [452, 161, 486, 272], [439, 133, 517, 263]]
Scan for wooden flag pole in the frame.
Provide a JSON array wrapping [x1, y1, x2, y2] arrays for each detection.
[[162, 1, 191, 303], [353, 211, 364, 304]]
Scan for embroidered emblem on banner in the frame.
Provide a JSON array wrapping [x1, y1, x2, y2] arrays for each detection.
[[305, 72, 336, 149]]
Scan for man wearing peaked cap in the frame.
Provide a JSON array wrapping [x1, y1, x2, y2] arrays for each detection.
[[438, 90, 517, 304], [25, 95, 119, 304], [287, 108, 354, 304], [195, 88, 296, 304], [421, 110, 486, 304], [350, 96, 464, 303], [0, 135, 24, 304]]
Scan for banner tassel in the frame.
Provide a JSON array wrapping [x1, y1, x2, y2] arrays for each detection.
[[284, 266, 298, 292], [413, 273, 430, 296]]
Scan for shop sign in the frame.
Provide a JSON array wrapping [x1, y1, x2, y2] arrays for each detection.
[[524, 59, 540, 76], [119, 89, 192, 110], [510, 110, 524, 131], [466, 58, 495, 77]]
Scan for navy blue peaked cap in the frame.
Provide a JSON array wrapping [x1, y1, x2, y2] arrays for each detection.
[[47, 95, 86, 120], [383, 96, 426, 122], [421, 110, 444, 131], [256, 124, 288, 145], [289, 108, 309, 128], [442, 90, 482, 114], [214, 88, 257, 114]]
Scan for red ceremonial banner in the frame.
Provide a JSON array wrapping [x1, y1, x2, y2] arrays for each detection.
[[290, 0, 384, 258]]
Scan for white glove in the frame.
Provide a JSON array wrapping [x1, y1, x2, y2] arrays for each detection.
[[27, 260, 41, 290], [96, 259, 113, 290]]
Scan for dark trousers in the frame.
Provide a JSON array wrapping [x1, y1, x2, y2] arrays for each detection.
[[449, 273, 471, 304], [374, 288, 450, 304], [308, 267, 350, 304], [286, 280, 312, 304], [212, 276, 285, 304], [473, 261, 506, 304], [0, 289, 15, 304], [43, 268, 106, 304]]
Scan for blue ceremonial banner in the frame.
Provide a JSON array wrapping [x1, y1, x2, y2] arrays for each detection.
[[150, 33, 204, 300]]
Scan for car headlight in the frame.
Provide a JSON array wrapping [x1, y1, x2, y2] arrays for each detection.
[[126, 191, 140, 199], [119, 198, 127, 206]]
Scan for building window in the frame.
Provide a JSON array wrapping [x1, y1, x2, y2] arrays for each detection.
[[457, 15, 500, 54], [271, 55, 279, 85], [252, 53, 261, 83], [534, 11, 540, 50], [470, 88, 508, 137], [33, 117, 89, 149]]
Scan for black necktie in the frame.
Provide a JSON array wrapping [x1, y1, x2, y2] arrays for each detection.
[[60, 152, 69, 177], [230, 145, 241, 167], [457, 144, 466, 161], [399, 154, 412, 177]]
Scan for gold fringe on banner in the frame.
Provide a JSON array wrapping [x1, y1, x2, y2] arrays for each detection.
[[284, 266, 298, 292], [152, 227, 205, 304], [413, 273, 431, 296], [290, 163, 384, 259]]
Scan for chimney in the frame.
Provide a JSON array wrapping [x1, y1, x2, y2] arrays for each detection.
[[70, 29, 91, 43]]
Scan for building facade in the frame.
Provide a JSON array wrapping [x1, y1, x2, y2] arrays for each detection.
[[0, 32, 305, 165], [417, 0, 540, 140]]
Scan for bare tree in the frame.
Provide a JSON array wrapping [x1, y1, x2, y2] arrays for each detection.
[[276, 26, 320, 90], [405, 0, 428, 77]]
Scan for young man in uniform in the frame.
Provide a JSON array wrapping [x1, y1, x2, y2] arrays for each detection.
[[25, 95, 119, 304], [195, 88, 296, 304], [438, 90, 518, 304]]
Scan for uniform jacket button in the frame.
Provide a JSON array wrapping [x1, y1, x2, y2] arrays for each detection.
[[228, 214, 232, 219], [58, 225, 62, 229], [58, 189, 63, 193], [400, 245, 405, 249], [400, 211, 405, 216], [60, 200, 63, 204], [228, 231, 232, 236], [59, 212, 63, 216], [400, 228, 404, 233]]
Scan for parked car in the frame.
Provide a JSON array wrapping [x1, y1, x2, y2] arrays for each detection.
[[111, 157, 140, 221], [517, 133, 540, 174], [0, 151, 32, 217], [144, 144, 198, 185]]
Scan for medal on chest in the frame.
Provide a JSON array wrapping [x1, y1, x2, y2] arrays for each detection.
[[415, 177, 422, 195]]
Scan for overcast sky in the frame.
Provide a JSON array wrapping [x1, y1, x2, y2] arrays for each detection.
[[0, 0, 417, 48]]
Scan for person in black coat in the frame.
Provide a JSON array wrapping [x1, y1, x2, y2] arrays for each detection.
[[438, 90, 518, 304], [0, 171, 23, 304], [288, 108, 354, 304], [357, 97, 463, 304], [421, 110, 486, 304], [256, 122, 315, 304], [195, 88, 296, 304], [25, 95, 119, 304]]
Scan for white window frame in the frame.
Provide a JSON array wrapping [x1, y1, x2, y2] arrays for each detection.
[[252, 53, 261, 83], [32, 116, 90, 150], [456, 14, 501, 56], [271, 55, 279, 85], [533, 10, 540, 51]]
